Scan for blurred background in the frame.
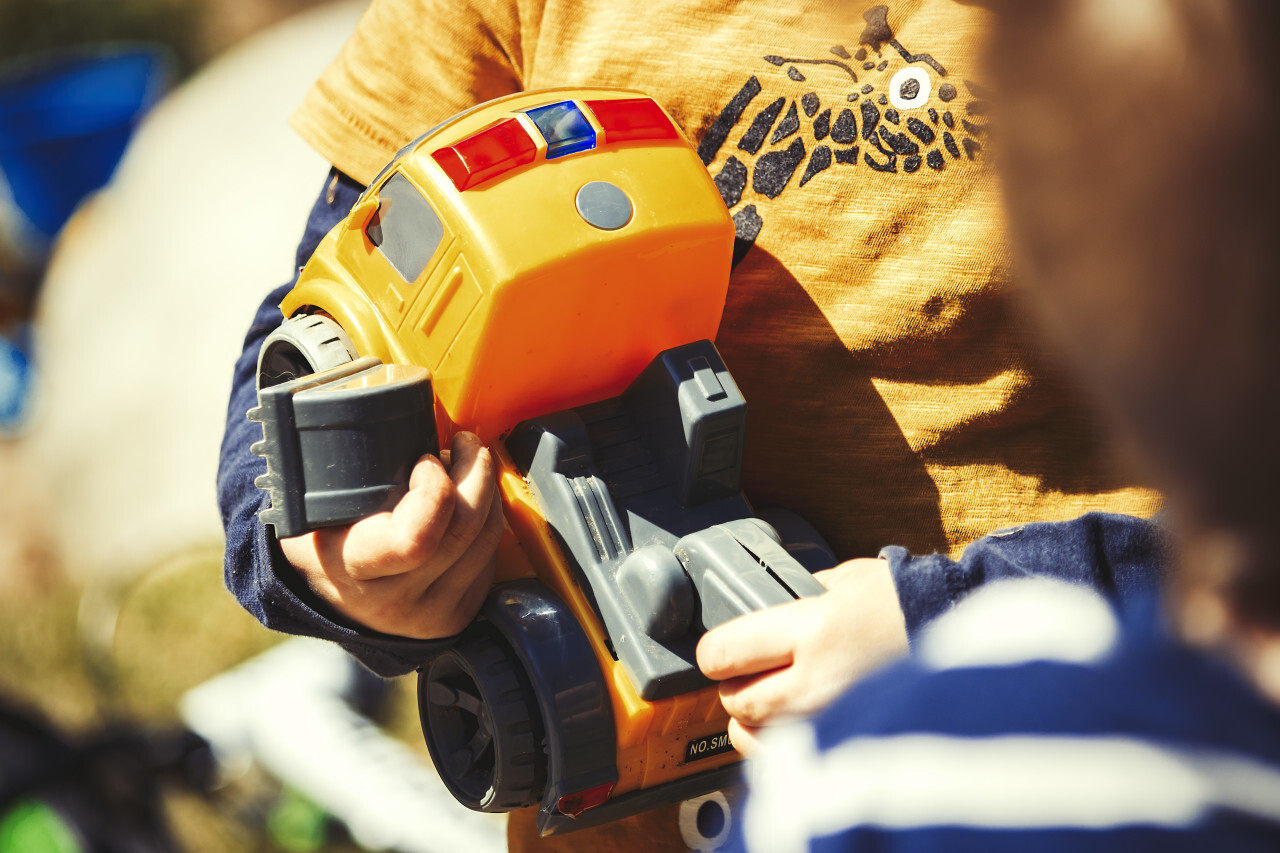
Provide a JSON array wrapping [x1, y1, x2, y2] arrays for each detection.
[[0, 2, 503, 850]]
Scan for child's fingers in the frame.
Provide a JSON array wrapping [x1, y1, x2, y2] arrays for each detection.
[[406, 504, 505, 637], [408, 451, 446, 490], [727, 718, 764, 757], [696, 602, 805, 680], [352, 484, 503, 639], [336, 460, 457, 581], [716, 666, 800, 729], [338, 432, 497, 582], [421, 432, 499, 571], [407, 480, 502, 602]]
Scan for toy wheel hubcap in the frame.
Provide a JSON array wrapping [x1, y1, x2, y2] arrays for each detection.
[[419, 624, 546, 812], [427, 667, 496, 791], [256, 313, 356, 390]]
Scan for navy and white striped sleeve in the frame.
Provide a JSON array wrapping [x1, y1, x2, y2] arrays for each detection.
[[730, 576, 1280, 853], [882, 512, 1167, 641]]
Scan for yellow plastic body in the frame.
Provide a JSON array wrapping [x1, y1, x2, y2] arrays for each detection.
[[283, 87, 734, 444], [279, 89, 738, 801], [495, 446, 741, 796]]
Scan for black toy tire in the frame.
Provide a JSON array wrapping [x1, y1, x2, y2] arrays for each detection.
[[256, 313, 356, 389], [419, 622, 547, 812]]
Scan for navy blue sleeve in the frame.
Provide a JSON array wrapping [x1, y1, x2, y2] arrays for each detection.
[[881, 512, 1167, 642], [216, 170, 451, 677]]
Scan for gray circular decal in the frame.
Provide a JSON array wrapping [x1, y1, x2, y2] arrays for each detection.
[[575, 181, 633, 230]]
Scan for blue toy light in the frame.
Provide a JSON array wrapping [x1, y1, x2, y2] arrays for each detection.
[[525, 101, 596, 159]]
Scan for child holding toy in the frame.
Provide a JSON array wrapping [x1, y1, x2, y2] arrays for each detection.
[[219, 1, 1163, 848]]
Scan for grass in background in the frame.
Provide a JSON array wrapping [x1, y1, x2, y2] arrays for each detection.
[[0, 546, 396, 852], [0, 0, 335, 78], [0, 0, 201, 76]]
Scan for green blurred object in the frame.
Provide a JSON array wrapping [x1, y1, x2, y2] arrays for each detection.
[[267, 788, 332, 853], [0, 799, 85, 853]]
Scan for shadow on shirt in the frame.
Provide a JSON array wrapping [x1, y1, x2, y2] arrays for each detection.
[[715, 247, 1136, 560], [715, 247, 947, 558]]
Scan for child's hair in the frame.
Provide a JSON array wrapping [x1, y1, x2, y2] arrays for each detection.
[[984, 0, 1280, 626]]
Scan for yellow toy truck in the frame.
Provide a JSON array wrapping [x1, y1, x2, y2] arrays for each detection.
[[249, 88, 827, 835]]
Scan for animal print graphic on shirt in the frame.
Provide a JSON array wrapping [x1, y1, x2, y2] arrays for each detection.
[[697, 5, 987, 265]]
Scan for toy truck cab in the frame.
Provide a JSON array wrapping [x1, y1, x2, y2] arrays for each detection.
[[273, 89, 732, 444], [251, 88, 829, 836]]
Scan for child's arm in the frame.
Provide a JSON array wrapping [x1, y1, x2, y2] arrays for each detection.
[[697, 512, 1167, 752], [217, 170, 502, 676]]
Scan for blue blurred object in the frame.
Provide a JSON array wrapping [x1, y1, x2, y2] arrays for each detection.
[[0, 322, 33, 435], [0, 47, 167, 436], [0, 46, 169, 238]]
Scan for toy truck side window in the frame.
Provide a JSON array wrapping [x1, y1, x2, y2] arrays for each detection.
[[366, 172, 444, 283]]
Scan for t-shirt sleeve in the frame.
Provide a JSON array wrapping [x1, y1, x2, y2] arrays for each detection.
[[289, 0, 540, 184], [881, 512, 1168, 641]]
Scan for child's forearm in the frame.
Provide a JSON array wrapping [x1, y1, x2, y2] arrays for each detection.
[[883, 511, 1168, 642]]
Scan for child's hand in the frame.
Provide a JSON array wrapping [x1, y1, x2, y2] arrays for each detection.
[[696, 557, 908, 755], [278, 431, 504, 639]]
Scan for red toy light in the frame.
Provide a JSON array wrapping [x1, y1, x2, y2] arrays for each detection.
[[556, 782, 616, 818], [431, 118, 537, 191], [585, 98, 680, 144]]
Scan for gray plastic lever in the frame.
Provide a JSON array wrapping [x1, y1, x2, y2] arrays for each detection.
[[249, 357, 438, 538], [674, 518, 827, 630]]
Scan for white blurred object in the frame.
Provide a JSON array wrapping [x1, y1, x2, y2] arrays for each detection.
[[26, 1, 364, 579], [181, 637, 506, 853]]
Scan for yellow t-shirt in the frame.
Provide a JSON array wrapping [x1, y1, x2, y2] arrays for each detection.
[[293, 0, 1158, 561], [291, 1, 1160, 849]]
